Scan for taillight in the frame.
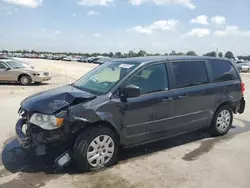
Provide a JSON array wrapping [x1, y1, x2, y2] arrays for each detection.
[[241, 82, 245, 95]]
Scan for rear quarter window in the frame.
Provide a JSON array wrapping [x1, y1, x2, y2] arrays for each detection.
[[209, 60, 238, 82], [172, 61, 209, 89]]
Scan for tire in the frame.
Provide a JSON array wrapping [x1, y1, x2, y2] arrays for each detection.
[[19, 75, 31, 85], [210, 105, 233, 136], [73, 126, 118, 172]]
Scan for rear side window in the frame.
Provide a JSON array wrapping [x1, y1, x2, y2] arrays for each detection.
[[209, 60, 238, 82], [172, 61, 209, 89]]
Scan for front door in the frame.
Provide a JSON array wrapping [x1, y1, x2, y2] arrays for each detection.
[[170, 61, 213, 133], [0, 62, 11, 81], [121, 63, 175, 145]]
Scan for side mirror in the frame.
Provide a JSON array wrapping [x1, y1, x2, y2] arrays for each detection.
[[5, 67, 10, 71], [120, 85, 140, 99]]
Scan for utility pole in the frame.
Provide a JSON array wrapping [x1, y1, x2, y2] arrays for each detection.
[[216, 48, 218, 57]]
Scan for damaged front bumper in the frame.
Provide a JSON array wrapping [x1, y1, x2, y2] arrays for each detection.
[[16, 118, 73, 169], [16, 118, 32, 149], [15, 118, 68, 155]]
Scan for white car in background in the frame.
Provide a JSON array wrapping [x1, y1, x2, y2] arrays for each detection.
[[236, 61, 250, 72]]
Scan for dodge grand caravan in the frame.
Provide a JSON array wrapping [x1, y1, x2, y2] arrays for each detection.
[[16, 56, 245, 171]]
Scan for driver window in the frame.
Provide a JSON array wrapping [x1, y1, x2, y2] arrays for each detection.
[[126, 63, 168, 95], [0, 62, 7, 69]]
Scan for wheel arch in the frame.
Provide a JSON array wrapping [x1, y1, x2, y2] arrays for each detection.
[[75, 119, 120, 140], [18, 73, 32, 82], [216, 100, 236, 114]]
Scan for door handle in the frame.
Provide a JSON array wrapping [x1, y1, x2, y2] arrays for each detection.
[[178, 95, 188, 99], [162, 97, 173, 102]]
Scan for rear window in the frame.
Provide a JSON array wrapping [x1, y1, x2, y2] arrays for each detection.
[[209, 60, 238, 82], [172, 61, 209, 89]]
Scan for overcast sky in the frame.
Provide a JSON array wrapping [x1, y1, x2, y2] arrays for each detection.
[[0, 0, 250, 55]]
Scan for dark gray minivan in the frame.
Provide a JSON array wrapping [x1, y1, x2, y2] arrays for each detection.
[[16, 56, 245, 171]]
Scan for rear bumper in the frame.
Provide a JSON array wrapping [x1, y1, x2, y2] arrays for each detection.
[[238, 97, 245, 114]]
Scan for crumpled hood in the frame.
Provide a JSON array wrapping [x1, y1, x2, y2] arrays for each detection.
[[21, 85, 96, 114]]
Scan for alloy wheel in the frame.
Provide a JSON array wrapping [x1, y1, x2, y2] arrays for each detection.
[[216, 110, 231, 132], [86, 135, 115, 167]]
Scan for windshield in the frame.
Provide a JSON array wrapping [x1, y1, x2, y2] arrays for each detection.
[[7, 61, 26, 69], [74, 61, 139, 95]]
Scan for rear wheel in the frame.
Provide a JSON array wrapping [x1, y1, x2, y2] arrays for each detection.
[[73, 126, 118, 171], [19, 75, 31, 85], [210, 105, 233, 136]]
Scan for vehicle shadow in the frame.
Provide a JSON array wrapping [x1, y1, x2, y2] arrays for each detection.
[[1, 119, 250, 176], [0, 82, 50, 86]]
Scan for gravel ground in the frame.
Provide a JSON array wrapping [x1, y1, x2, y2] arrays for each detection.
[[0, 59, 250, 188]]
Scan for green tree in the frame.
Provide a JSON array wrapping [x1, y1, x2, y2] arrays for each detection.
[[115, 52, 123, 58], [164, 53, 168, 56], [102, 53, 109, 57], [128, 50, 137, 57], [237, 56, 249, 61], [177, 52, 185, 56], [225, 51, 234, 59], [137, 50, 147, 57], [16, 50, 23, 53], [170, 50, 176, 56], [109, 52, 114, 58], [186, 51, 197, 56], [218, 52, 223, 57], [210, 51, 217, 57], [204, 51, 216, 57], [123, 53, 129, 58]]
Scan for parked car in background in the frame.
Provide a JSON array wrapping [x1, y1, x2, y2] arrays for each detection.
[[87, 57, 99, 63], [0, 59, 51, 85], [236, 61, 250, 72], [92, 57, 112, 65], [63, 56, 80, 62], [77, 57, 88, 63], [15, 56, 245, 171], [62, 56, 73, 61]]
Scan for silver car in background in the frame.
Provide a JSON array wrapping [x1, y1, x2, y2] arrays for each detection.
[[235, 61, 250, 73], [0, 59, 51, 85]]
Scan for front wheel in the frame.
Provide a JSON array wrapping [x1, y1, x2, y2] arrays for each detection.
[[19, 75, 31, 85], [210, 105, 233, 136], [73, 126, 118, 171]]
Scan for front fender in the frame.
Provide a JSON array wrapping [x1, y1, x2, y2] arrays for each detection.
[[69, 105, 120, 135]]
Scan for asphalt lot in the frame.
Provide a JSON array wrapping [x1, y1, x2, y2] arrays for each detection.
[[0, 59, 250, 188]]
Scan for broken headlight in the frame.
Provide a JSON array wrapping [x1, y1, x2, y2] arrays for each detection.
[[29, 113, 64, 130]]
